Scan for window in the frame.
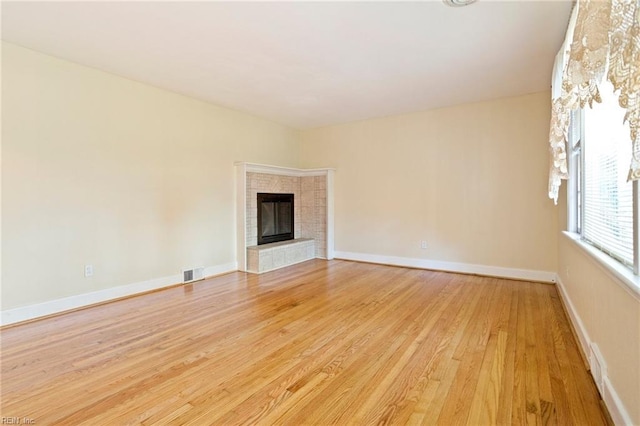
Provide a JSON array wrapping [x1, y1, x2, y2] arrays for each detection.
[[569, 81, 638, 273]]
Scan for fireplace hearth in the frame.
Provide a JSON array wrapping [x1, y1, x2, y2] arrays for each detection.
[[257, 193, 294, 245]]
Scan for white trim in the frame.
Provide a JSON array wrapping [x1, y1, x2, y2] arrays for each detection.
[[563, 231, 640, 301], [203, 262, 238, 278], [334, 251, 556, 283], [555, 274, 634, 426], [554, 275, 591, 361], [633, 180, 639, 275], [236, 162, 248, 272], [326, 169, 335, 260], [0, 262, 237, 326], [234, 162, 335, 177], [603, 376, 635, 426]]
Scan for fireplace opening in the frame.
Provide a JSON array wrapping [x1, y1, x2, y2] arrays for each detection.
[[257, 193, 294, 245]]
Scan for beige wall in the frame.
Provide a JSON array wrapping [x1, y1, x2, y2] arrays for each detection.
[[299, 92, 558, 272], [2, 42, 299, 309], [556, 189, 640, 424]]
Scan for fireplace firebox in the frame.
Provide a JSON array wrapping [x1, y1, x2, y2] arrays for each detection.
[[257, 193, 294, 245]]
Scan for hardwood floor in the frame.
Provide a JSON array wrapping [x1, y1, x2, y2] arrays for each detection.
[[1, 259, 608, 425]]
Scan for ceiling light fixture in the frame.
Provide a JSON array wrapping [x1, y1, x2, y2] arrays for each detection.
[[443, 0, 477, 7]]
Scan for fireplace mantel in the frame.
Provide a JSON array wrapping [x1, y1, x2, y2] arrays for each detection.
[[234, 162, 335, 272]]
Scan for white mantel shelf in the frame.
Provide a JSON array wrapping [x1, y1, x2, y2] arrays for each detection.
[[234, 162, 336, 177], [235, 162, 335, 273]]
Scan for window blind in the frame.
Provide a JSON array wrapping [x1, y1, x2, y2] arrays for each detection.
[[582, 84, 633, 267]]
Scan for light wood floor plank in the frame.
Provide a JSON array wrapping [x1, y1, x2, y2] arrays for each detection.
[[1, 259, 608, 425], [495, 284, 519, 425]]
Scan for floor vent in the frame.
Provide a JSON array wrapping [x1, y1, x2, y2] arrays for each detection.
[[589, 343, 606, 396], [183, 267, 205, 283]]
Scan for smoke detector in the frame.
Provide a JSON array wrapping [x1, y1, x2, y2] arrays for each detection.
[[443, 0, 477, 6]]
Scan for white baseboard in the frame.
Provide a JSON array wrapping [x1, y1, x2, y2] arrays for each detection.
[[555, 275, 633, 426], [603, 376, 634, 426], [203, 262, 238, 278], [333, 251, 556, 283], [1, 262, 237, 327], [554, 275, 591, 353]]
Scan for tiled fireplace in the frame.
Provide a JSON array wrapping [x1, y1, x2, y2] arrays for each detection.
[[235, 162, 334, 273]]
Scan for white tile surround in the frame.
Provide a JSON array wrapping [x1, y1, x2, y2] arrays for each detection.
[[235, 162, 334, 273]]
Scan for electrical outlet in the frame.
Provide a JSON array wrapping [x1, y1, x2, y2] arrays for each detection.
[[565, 266, 570, 277], [421, 240, 428, 249], [84, 264, 94, 277]]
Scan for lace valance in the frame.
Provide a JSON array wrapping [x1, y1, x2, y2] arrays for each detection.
[[548, 0, 640, 204]]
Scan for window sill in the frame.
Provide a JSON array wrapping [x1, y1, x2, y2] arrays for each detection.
[[562, 231, 640, 301]]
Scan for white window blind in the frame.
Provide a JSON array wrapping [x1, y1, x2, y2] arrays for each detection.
[[582, 83, 633, 267]]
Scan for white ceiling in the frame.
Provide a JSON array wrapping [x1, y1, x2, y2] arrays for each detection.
[[2, 1, 572, 129]]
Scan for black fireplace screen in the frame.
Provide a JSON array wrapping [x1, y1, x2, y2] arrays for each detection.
[[257, 193, 294, 245]]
